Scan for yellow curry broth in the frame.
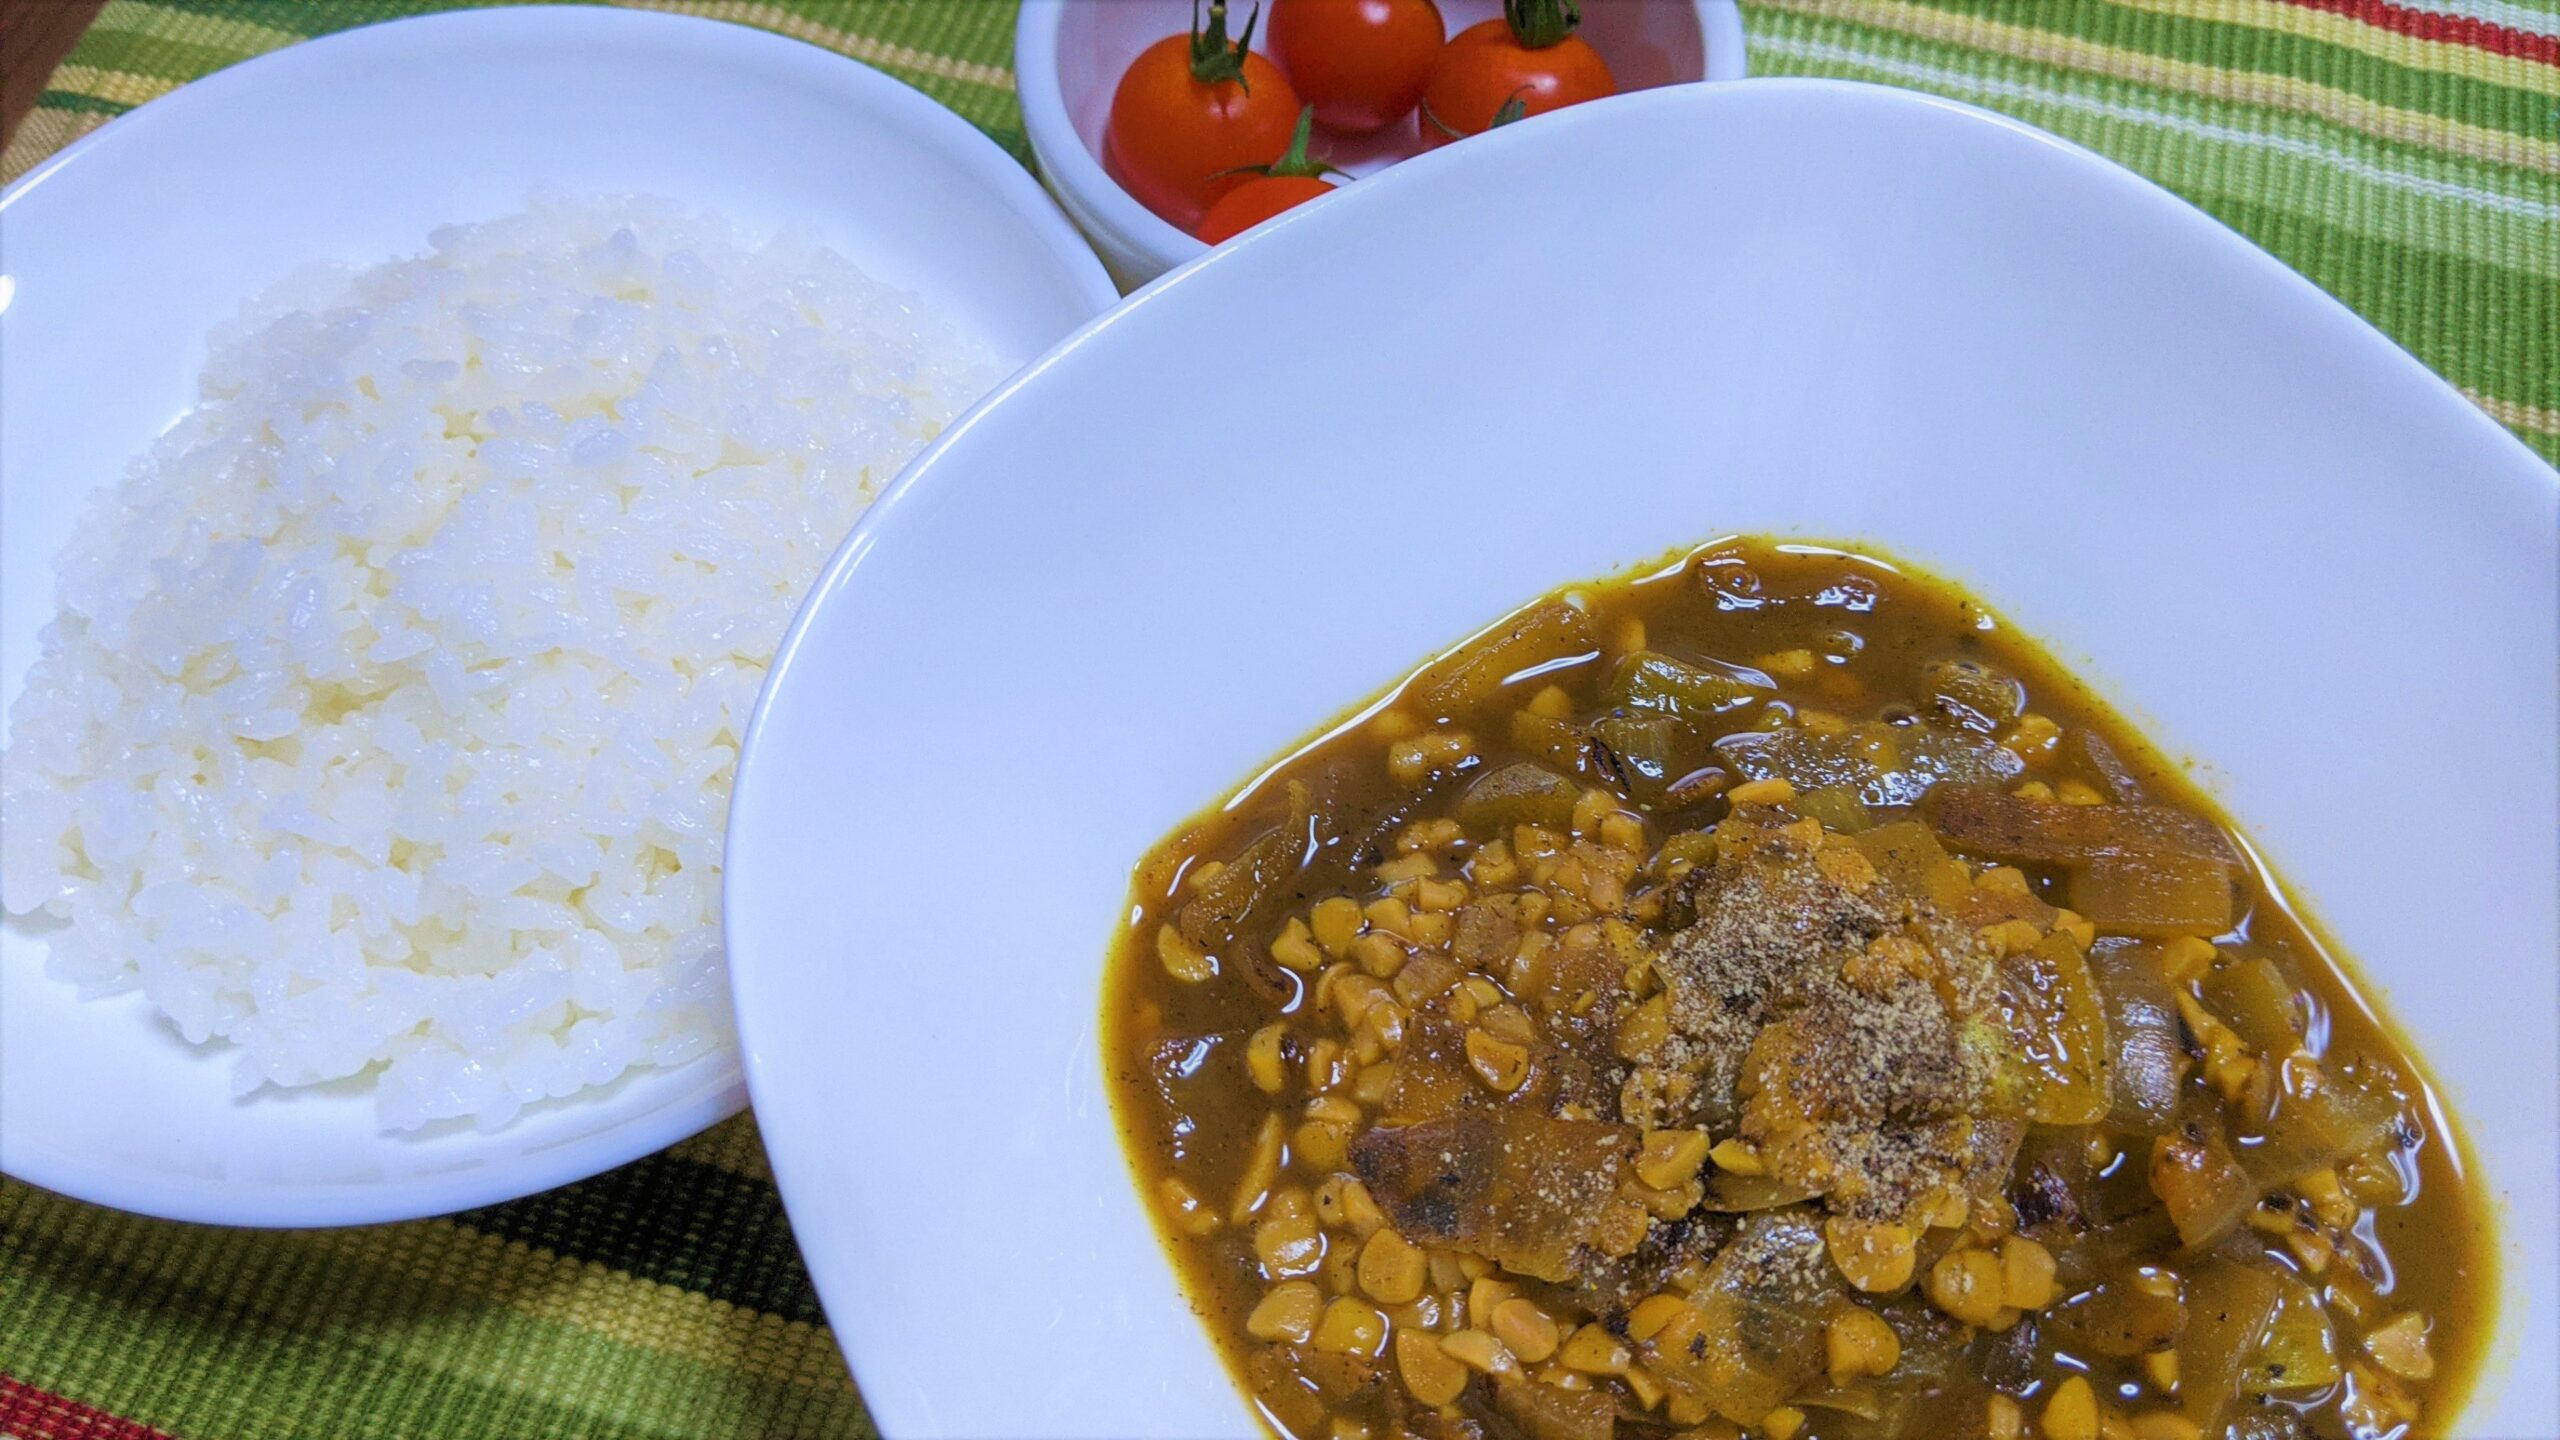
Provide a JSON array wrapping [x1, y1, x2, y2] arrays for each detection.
[[1104, 540, 2488, 1440]]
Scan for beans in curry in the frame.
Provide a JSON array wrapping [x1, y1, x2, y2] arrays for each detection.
[[1105, 539, 2488, 1440]]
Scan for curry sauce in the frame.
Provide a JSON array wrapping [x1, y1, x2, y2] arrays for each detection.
[[1104, 540, 2490, 1440]]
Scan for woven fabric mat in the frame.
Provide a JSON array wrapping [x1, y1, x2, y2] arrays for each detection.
[[1, 4, 2554, 1439]]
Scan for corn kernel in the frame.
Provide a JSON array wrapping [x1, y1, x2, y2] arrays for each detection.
[[1304, 1037, 1347, 1092], [1315, 1176, 1386, 1238], [1358, 1229, 1428, 1305], [2056, 778, 2106, 806], [1762, 1405, 1807, 1440], [1310, 897, 1365, 957], [1558, 1323, 1632, 1376], [2143, 1349, 2179, 1394], [1246, 1024, 1288, 1095], [1229, 1114, 1286, 1224], [2042, 1375, 2100, 1440], [1464, 1028, 1531, 1093], [2000, 1236, 2057, 1310], [1490, 1298, 1560, 1364], [1626, 1294, 1696, 1342], [1825, 1306, 1902, 1384], [1294, 1117, 1351, 1172], [2003, 713, 2061, 760], [1616, 994, 1671, 1061], [2132, 1415, 2201, 1440], [1157, 924, 1216, 983], [1439, 1328, 1516, 1375], [1825, 1216, 1917, 1294], [1709, 1137, 1766, 1176], [1312, 1297, 1388, 1357], [1158, 1175, 1219, 1236], [1246, 1281, 1323, 1343], [1979, 866, 2033, 897], [1254, 1193, 1324, 1278], [1340, 932, 1402, 983], [2155, 935, 2216, 985], [1757, 648, 1819, 679], [1270, 917, 1324, 972], [1415, 877, 1468, 913], [1986, 1395, 2024, 1440], [1727, 777, 1797, 807], [1925, 1247, 2006, 1327], [1637, 1129, 1712, 1191], [1395, 1330, 1469, 1407]]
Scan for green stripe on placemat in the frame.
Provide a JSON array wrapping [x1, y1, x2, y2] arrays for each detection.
[[5, 0, 2547, 463], [1, 3, 2554, 1438], [1, 1118, 867, 1440]]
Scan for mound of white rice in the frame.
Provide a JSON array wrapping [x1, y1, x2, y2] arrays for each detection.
[[0, 194, 990, 1130]]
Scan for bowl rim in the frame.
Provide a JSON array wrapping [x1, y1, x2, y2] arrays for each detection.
[[0, 2, 1116, 1228], [726, 74, 2556, 1436], [1013, 0, 1752, 281]]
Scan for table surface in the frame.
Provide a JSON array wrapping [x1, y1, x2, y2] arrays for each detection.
[[2, 2, 2555, 1438]]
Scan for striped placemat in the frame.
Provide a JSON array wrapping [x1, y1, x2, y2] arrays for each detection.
[[1, 4, 2554, 1439]]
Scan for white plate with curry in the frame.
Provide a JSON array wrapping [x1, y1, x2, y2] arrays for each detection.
[[724, 80, 2557, 1438]]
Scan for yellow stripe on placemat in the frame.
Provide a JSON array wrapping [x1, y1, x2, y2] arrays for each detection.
[[1, 107, 113, 184], [2467, 389, 2560, 436], [669, 1114, 778, 1182], [1761, 0, 2560, 172], [296, 1221, 852, 1390], [42, 63, 181, 108], [621, 0, 1014, 91], [2113, 0, 2560, 96], [86, 0, 306, 58]]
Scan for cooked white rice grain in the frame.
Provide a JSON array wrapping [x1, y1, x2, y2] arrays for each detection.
[[0, 193, 991, 1131]]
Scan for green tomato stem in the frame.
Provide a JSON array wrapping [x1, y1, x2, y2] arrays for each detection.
[[1189, 0, 1262, 89], [1503, 0, 1581, 50]]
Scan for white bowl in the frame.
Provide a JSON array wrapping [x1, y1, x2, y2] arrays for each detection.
[[726, 79, 2557, 1436], [1018, 0, 1748, 286], [0, 5, 1114, 1227]]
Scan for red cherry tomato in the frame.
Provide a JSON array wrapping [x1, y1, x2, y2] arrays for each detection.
[[1106, 0, 1302, 231], [1198, 175, 1338, 243], [1267, 0, 1445, 134], [1419, 0, 1613, 149], [1197, 106, 1341, 244]]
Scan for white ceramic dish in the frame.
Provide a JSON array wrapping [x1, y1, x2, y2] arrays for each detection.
[[726, 78, 2557, 1437], [1017, 0, 1747, 286], [0, 5, 1115, 1227]]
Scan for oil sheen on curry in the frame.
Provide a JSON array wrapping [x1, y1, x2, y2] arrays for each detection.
[[1104, 540, 2487, 1440]]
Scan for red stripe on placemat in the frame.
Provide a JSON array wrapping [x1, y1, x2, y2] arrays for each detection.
[[0, 1376, 174, 1440], [2279, 0, 2560, 64]]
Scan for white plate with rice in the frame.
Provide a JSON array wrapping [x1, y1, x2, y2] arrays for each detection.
[[0, 7, 1114, 1225]]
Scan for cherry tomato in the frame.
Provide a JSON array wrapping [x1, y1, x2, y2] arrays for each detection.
[[1197, 107, 1340, 243], [1267, 0, 1445, 135], [1419, 0, 1613, 149], [1107, 0, 1302, 231], [1198, 175, 1338, 243]]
